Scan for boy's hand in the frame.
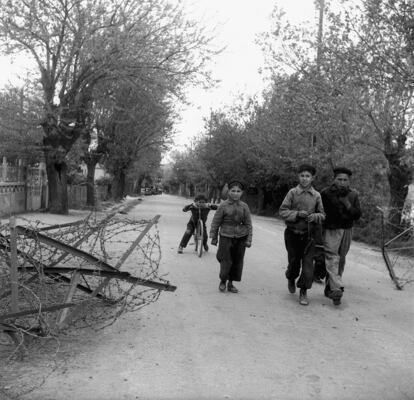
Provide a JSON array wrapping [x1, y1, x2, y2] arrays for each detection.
[[245, 241, 251, 248], [297, 210, 308, 219], [307, 213, 322, 223], [211, 238, 218, 246], [339, 196, 351, 209]]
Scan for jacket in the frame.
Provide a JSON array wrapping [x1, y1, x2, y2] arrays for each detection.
[[279, 185, 325, 233], [321, 185, 362, 229], [209, 199, 252, 243]]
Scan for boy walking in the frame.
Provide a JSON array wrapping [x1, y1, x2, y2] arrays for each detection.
[[279, 164, 325, 305], [321, 167, 362, 305], [210, 180, 252, 293], [178, 193, 218, 254]]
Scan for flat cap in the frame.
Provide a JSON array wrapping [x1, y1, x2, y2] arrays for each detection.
[[298, 164, 316, 175], [228, 180, 245, 190], [194, 193, 207, 201], [333, 166, 352, 176]]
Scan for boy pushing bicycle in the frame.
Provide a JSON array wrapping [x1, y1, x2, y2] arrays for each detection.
[[178, 193, 218, 254], [279, 164, 325, 305]]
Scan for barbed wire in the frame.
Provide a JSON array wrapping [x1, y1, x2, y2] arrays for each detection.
[[378, 206, 414, 288], [0, 210, 167, 365]]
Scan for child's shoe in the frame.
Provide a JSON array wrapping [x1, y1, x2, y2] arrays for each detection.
[[177, 246, 183, 254], [299, 289, 309, 305], [288, 279, 296, 294], [227, 282, 238, 293], [219, 281, 226, 292], [329, 289, 342, 306], [203, 243, 209, 252]]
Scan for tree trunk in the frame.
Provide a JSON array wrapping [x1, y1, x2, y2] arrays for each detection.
[[137, 175, 145, 194], [257, 187, 265, 214], [384, 130, 412, 228], [42, 117, 81, 214], [86, 161, 97, 207], [45, 150, 69, 214], [112, 169, 126, 201], [386, 153, 412, 225]]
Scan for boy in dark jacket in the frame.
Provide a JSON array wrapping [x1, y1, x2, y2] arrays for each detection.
[[279, 164, 325, 305], [321, 167, 362, 305], [178, 193, 218, 254]]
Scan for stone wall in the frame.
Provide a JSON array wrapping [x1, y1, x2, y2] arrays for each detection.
[[0, 183, 26, 217]]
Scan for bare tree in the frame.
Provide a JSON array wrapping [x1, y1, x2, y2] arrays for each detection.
[[0, 0, 215, 213]]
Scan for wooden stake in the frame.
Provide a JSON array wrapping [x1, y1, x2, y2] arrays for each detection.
[[56, 271, 81, 329], [9, 216, 19, 312]]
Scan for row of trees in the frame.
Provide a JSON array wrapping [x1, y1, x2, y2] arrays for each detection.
[[0, 0, 216, 213], [167, 0, 414, 236]]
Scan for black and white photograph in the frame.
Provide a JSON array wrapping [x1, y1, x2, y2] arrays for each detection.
[[0, 0, 413, 399]]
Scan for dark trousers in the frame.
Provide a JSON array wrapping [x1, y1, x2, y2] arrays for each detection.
[[311, 223, 326, 280], [313, 249, 327, 280], [179, 220, 207, 248], [284, 228, 315, 290], [216, 236, 247, 282]]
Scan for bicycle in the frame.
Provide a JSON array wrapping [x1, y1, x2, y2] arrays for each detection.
[[193, 206, 204, 258]]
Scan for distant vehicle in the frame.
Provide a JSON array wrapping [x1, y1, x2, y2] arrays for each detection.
[[141, 187, 152, 195], [141, 186, 162, 195]]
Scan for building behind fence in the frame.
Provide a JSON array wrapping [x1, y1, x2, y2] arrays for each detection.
[[0, 157, 48, 217], [0, 157, 110, 216]]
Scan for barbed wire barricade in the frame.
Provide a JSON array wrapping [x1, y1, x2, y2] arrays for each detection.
[[0, 209, 176, 362], [378, 206, 414, 290]]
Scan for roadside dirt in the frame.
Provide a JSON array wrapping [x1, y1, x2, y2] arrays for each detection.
[[1, 194, 413, 400]]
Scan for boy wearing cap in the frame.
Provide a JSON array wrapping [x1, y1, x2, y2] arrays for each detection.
[[321, 167, 362, 305], [279, 164, 325, 305], [210, 180, 252, 293], [178, 193, 218, 254]]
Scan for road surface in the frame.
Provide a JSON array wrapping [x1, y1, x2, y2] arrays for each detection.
[[9, 194, 414, 399]]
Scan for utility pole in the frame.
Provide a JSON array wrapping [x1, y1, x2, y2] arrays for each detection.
[[311, 0, 325, 152], [316, 0, 325, 72]]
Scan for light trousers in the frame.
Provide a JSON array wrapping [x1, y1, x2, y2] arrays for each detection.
[[323, 228, 352, 291]]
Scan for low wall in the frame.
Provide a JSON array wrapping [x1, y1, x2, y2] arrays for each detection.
[[0, 183, 26, 216], [0, 182, 48, 217], [96, 185, 109, 201], [68, 185, 87, 208], [68, 185, 108, 209], [1, 181, 127, 214]]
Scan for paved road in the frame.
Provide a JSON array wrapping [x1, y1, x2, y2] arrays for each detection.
[[20, 194, 414, 400]]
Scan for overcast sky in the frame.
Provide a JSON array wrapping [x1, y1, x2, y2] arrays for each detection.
[[173, 0, 318, 151]]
